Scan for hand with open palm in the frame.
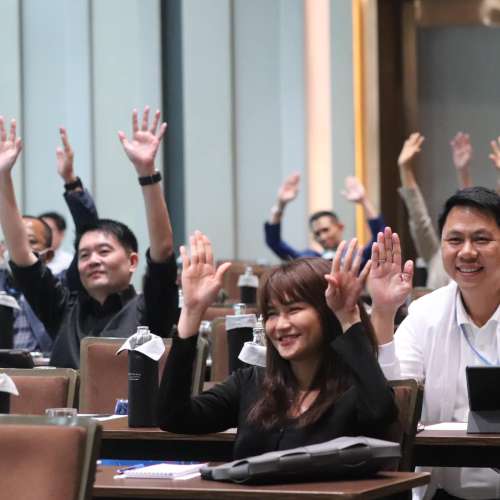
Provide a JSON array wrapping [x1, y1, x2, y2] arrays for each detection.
[[118, 107, 167, 176], [324, 239, 371, 331]]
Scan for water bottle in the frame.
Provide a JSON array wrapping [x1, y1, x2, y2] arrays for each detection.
[[128, 326, 158, 428], [237, 266, 259, 304], [0, 292, 14, 349], [239, 315, 267, 367], [0, 392, 10, 414], [225, 304, 256, 373]]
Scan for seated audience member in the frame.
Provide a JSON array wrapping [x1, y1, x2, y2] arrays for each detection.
[[0, 216, 54, 352], [0, 109, 178, 368], [40, 211, 72, 274], [372, 188, 500, 499], [264, 173, 384, 268], [398, 131, 498, 290], [0, 127, 98, 353], [158, 231, 397, 459]]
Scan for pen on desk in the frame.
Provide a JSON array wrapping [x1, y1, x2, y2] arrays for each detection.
[[117, 464, 144, 474]]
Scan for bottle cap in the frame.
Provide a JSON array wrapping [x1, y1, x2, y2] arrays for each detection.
[[233, 303, 247, 315]]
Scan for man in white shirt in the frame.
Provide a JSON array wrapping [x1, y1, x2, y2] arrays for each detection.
[[372, 187, 500, 500]]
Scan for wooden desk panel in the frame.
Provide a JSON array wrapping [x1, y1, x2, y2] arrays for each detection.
[[415, 429, 500, 467], [101, 417, 235, 462], [93, 467, 430, 500]]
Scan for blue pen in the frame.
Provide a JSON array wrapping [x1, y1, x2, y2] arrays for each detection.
[[117, 464, 144, 474]]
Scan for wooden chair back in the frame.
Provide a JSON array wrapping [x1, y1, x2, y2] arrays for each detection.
[[0, 414, 101, 500], [0, 367, 78, 414], [79, 336, 208, 413], [384, 379, 424, 471]]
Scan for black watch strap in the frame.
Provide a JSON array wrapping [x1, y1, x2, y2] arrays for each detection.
[[64, 176, 83, 191], [138, 170, 162, 186]]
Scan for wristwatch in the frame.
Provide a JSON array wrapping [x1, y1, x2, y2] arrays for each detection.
[[138, 170, 162, 186]]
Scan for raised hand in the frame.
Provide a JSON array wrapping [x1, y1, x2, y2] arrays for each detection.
[[489, 137, 500, 172], [324, 239, 371, 330], [341, 176, 366, 203], [277, 172, 300, 204], [118, 106, 167, 175], [0, 117, 22, 174], [450, 132, 472, 171], [56, 127, 76, 183], [398, 132, 424, 168], [180, 231, 231, 315], [367, 227, 413, 315]]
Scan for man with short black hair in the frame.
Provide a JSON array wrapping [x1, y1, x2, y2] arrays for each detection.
[[372, 186, 500, 499], [264, 173, 384, 267], [0, 108, 178, 368]]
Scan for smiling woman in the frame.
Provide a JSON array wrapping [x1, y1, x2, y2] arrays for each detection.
[[158, 232, 398, 461]]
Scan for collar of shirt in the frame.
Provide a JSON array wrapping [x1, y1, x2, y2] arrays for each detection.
[[80, 285, 136, 316], [455, 290, 500, 330]]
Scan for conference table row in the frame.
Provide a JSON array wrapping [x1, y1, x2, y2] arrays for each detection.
[[99, 416, 500, 467], [91, 416, 500, 499]]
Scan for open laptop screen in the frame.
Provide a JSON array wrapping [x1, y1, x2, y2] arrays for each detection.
[[466, 366, 500, 412]]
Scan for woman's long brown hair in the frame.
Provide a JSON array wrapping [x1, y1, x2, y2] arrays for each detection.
[[247, 257, 377, 429]]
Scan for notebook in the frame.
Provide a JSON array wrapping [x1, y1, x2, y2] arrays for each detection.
[[120, 462, 207, 479]]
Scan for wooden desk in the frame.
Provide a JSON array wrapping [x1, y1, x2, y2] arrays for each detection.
[[101, 417, 235, 462], [415, 428, 500, 467], [93, 466, 430, 500]]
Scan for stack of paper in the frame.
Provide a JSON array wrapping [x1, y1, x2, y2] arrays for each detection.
[[121, 462, 207, 479]]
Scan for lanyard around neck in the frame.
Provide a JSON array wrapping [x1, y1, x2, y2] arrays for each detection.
[[459, 322, 498, 366]]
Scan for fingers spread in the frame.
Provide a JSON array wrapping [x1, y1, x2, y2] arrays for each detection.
[[215, 261, 232, 283], [141, 106, 150, 131], [150, 110, 160, 135], [0, 116, 6, 142], [132, 109, 139, 134], [331, 240, 346, 274], [9, 119, 17, 144], [180, 245, 190, 271], [342, 238, 358, 273]]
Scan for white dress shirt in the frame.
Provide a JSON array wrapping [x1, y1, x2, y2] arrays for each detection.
[[379, 282, 500, 499]]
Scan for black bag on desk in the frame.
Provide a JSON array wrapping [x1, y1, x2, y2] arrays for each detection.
[[200, 436, 400, 484]]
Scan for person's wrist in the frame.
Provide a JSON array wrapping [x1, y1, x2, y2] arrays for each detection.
[[138, 170, 162, 186], [371, 304, 398, 319], [334, 307, 360, 332], [64, 176, 82, 191]]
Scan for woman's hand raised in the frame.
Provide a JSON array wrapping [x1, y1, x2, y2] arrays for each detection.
[[324, 239, 371, 332], [367, 227, 413, 345], [368, 227, 413, 314], [177, 231, 231, 338]]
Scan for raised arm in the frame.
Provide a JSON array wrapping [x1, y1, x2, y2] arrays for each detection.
[[0, 117, 36, 267], [398, 132, 424, 190], [489, 136, 500, 194], [342, 176, 378, 221], [56, 127, 98, 290], [177, 231, 231, 339], [118, 107, 172, 262], [268, 172, 300, 225], [368, 227, 414, 345], [450, 132, 473, 189], [397, 132, 440, 263], [324, 238, 371, 332]]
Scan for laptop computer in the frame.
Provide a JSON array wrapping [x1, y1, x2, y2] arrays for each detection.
[[466, 366, 500, 433]]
